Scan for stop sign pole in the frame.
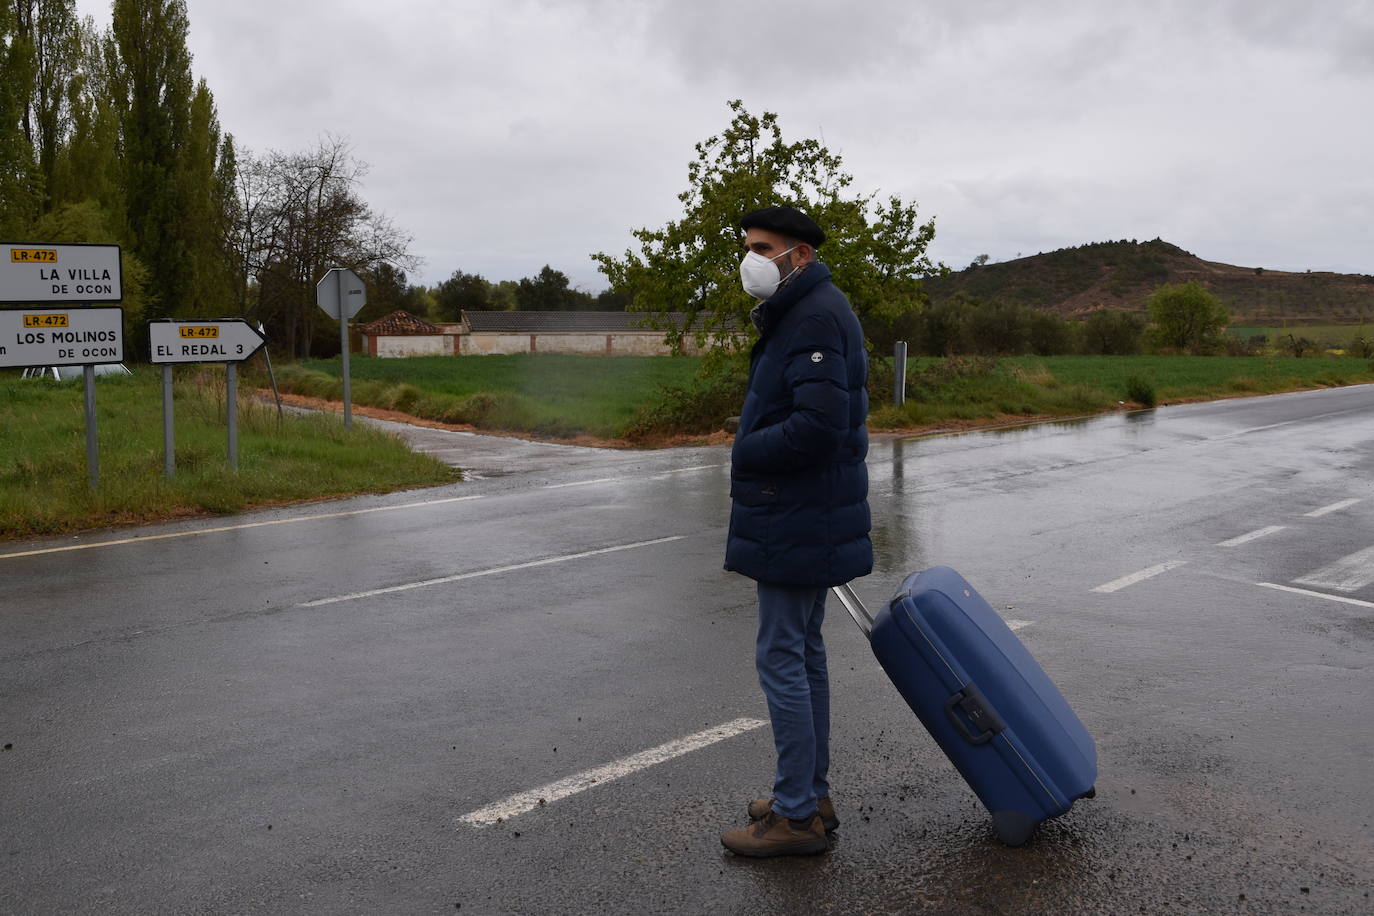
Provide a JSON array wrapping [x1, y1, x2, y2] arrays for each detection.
[[316, 268, 366, 429]]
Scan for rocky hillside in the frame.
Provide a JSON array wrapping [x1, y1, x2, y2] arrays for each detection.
[[923, 239, 1374, 325]]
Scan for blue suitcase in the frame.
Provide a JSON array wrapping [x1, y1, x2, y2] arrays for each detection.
[[833, 566, 1096, 845]]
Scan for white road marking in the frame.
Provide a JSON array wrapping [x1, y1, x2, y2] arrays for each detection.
[[1218, 525, 1287, 547], [458, 717, 767, 828], [1005, 619, 1032, 631], [299, 535, 687, 607], [1292, 545, 1374, 593], [0, 495, 487, 561], [663, 464, 726, 473], [1256, 582, 1374, 610], [541, 477, 618, 489], [1304, 498, 1363, 518], [1091, 560, 1189, 594]]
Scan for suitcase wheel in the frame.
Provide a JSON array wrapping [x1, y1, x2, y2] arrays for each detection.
[[1082, 786, 1096, 800], [992, 810, 1037, 846]]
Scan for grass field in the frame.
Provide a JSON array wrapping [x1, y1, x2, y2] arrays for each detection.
[[276, 354, 705, 438], [870, 354, 1374, 428], [275, 351, 1374, 438], [1230, 325, 1372, 347], [0, 368, 458, 538]]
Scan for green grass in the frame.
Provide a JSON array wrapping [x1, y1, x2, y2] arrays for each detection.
[[1230, 325, 1371, 347], [281, 353, 704, 438], [0, 367, 459, 539], [870, 355, 1374, 429]]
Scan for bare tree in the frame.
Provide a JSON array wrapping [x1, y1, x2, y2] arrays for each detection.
[[231, 134, 417, 356]]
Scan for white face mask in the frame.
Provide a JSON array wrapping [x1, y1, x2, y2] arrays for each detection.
[[739, 246, 798, 300]]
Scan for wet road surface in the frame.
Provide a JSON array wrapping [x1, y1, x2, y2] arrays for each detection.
[[3, 386, 1373, 914]]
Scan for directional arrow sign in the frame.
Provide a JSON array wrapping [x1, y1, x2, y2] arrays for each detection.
[[316, 267, 367, 320], [1, 242, 122, 303], [149, 319, 267, 364]]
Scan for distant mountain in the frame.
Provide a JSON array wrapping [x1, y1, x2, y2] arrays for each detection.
[[922, 239, 1374, 325]]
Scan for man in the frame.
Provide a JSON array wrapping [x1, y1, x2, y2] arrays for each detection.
[[720, 205, 872, 857]]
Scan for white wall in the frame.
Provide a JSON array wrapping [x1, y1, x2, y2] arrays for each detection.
[[376, 335, 449, 357]]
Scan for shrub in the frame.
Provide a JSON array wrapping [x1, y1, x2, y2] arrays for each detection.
[[1124, 374, 1157, 407], [626, 356, 748, 439]]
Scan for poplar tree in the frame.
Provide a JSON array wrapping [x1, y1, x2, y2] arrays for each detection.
[[0, 0, 41, 236]]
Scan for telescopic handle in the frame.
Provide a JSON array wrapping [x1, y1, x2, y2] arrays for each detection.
[[830, 582, 873, 640]]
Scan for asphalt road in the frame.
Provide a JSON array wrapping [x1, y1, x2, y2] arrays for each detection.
[[3, 386, 1373, 914]]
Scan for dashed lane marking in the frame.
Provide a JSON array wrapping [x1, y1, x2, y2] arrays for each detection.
[[0, 495, 487, 561], [1218, 525, 1287, 547], [1091, 560, 1189, 594], [541, 477, 618, 489], [1256, 582, 1374, 610], [457, 717, 767, 828], [299, 535, 687, 607], [1292, 545, 1374, 593], [1304, 498, 1363, 518], [1005, 619, 1032, 631]]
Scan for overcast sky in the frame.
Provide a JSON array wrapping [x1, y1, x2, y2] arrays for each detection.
[[77, 0, 1374, 291]]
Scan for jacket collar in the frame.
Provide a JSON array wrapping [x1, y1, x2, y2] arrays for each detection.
[[751, 260, 831, 338]]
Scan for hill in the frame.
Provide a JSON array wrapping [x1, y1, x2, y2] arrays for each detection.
[[922, 240, 1374, 325]]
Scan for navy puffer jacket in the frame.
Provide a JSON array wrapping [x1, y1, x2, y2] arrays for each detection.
[[724, 261, 873, 587]]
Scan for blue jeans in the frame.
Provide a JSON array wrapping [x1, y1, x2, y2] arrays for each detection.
[[755, 582, 830, 820]]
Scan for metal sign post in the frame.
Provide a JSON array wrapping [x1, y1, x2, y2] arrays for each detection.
[[0, 306, 125, 489], [148, 319, 266, 474], [84, 365, 99, 489], [893, 340, 908, 407], [315, 268, 367, 430], [163, 365, 175, 477], [226, 362, 239, 471]]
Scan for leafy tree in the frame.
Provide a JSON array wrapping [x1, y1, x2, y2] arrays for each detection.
[[110, 0, 237, 320], [515, 264, 594, 311], [1028, 310, 1074, 356], [1081, 309, 1145, 355], [966, 299, 1032, 355], [593, 99, 939, 354], [434, 269, 494, 319], [1146, 281, 1228, 352], [0, 1, 41, 235]]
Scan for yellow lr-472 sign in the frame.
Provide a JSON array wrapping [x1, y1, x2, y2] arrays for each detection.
[[23, 313, 69, 328], [178, 326, 220, 339], [10, 248, 58, 263]]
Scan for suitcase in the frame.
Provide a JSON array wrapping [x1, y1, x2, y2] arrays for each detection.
[[832, 566, 1097, 845]]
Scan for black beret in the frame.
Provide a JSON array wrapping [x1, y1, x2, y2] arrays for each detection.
[[740, 205, 826, 247]]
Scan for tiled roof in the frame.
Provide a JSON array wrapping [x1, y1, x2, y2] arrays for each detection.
[[358, 310, 442, 335], [462, 311, 733, 333]]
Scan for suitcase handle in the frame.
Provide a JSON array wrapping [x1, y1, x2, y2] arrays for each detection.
[[831, 583, 872, 639], [944, 683, 1006, 746]]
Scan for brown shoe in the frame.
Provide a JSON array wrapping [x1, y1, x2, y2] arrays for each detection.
[[721, 811, 829, 858], [747, 796, 839, 832]]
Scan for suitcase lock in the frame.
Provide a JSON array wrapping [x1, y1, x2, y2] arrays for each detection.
[[944, 683, 1006, 746]]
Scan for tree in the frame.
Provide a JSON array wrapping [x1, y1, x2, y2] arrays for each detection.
[[593, 100, 939, 354], [434, 269, 494, 319], [231, 136, 416, 356], [1081, 309, 1145, 355], [109, 0, 236, 320], [0, 1, 42, 236], [1147, 281, 1228, 352], [514, 264, 594, 311]]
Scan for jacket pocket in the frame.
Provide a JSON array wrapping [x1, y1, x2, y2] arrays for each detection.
[[729, 478, 780, 507]]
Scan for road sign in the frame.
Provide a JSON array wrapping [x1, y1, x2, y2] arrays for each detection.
[[316, 268, 367, 319], [149, 319, 266, 364], [0, 306, 124, 368], [0, 243, 122, 303]]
